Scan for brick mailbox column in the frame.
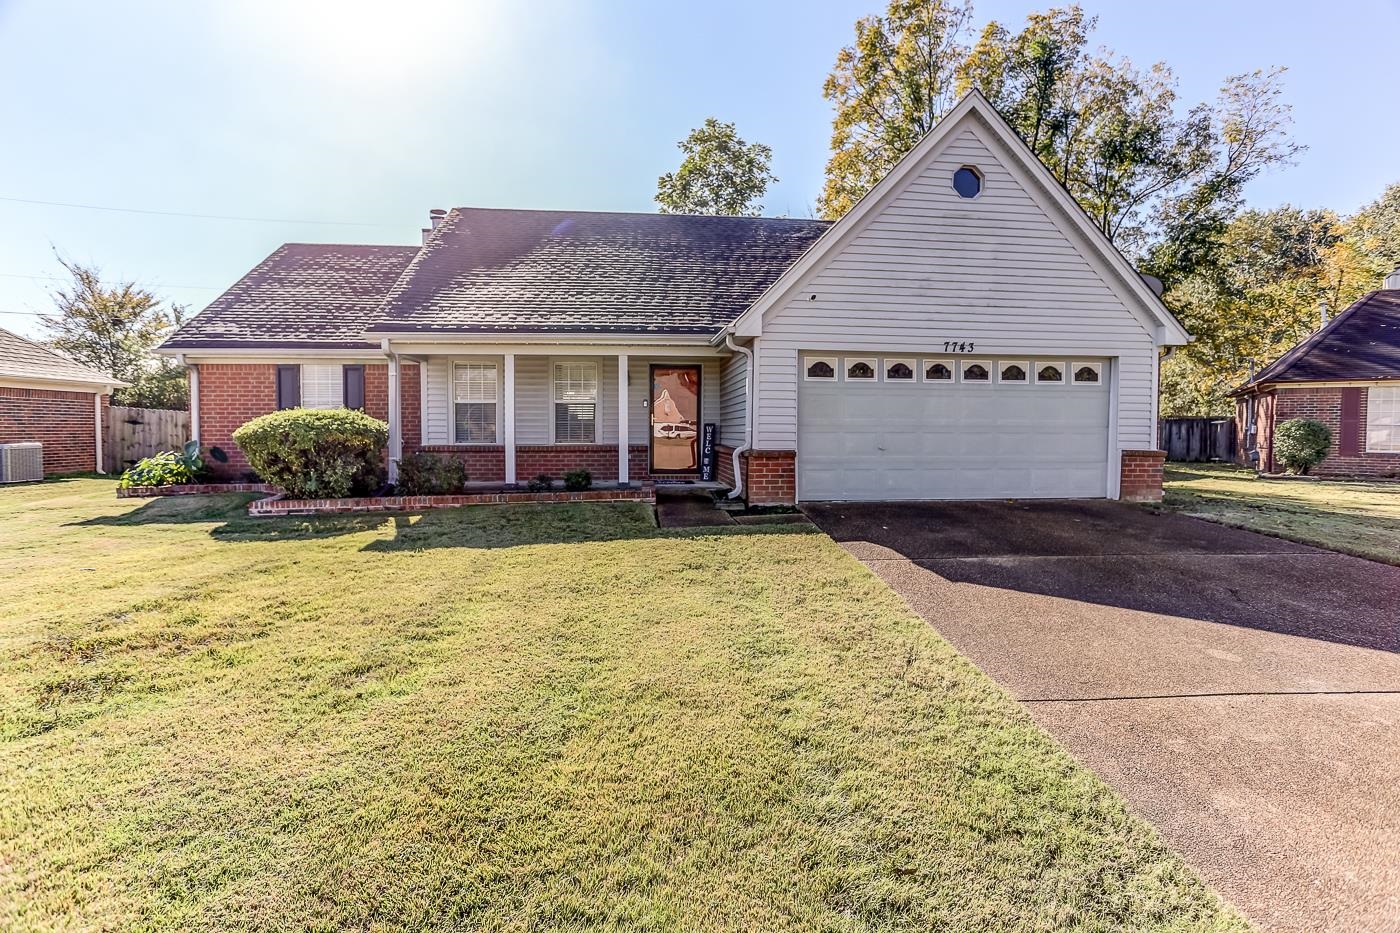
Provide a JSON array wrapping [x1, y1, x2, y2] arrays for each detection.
[[1120, 449, 1166, 502]]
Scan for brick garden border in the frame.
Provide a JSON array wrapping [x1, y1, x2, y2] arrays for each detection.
[[117, 482, 280, 499], [248, 485, 657, 516]]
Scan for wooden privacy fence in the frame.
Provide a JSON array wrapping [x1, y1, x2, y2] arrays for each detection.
[[1159, 417, 1236, 462], [106, 406, 190, 474]]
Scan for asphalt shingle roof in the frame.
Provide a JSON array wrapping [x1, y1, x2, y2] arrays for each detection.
[[0, 327, 124, 388], [369, 208, 832, 335], [161, 244, 419, 349], [1243, 289, 1400, 388]]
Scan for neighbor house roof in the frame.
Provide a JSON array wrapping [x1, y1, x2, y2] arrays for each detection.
[[0, 327, 127, 390], [161, 243, 420, 350], [369, 208, 832, 336], [1238, 289, 1400, 391]]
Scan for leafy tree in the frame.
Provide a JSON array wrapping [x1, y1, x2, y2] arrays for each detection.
[[822, 2, 1301, 269], [1346, 181, 1400, 274], [655, 118, 778, 216], [819, 0, 973, 218], [40, 257, 188, 409]]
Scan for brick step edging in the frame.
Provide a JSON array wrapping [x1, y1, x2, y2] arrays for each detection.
[[248, 485, 658, 516], [117, 482, 280, 499]]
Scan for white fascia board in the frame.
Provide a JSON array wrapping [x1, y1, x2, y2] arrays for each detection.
[[156, 347, 389, 364], [384, 340, 726, 358], [368, 331, 718, 347], [1, 374, 127, 392], [725, 90, 1192, 347]]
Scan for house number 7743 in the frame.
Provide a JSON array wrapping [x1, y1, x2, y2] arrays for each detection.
[[942, 340, 975, 353]]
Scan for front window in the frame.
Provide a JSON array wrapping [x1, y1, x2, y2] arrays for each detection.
[[554, 361, 598, 443], [1368, 386, 1400, 452], [301, 364, 343, 409], [454, 362, 498, 443]]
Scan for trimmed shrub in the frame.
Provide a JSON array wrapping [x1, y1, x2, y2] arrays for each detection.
[[1274, 418, 1332, 475], [118, 441, 206, 489], [396, 452, 467, 496], [563, 468, 592, 492], [526, 473, 553, 493], [232, 408, 388, 499]]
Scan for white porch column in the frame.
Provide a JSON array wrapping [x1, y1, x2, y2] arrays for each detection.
[[503, 352, 517, 486], [387, 352, 402, 482], [93, 392, 105, 474], [617, 352, 629, 485], [188, 364, 200, 443]]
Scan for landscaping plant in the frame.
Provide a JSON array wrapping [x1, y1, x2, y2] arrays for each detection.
[[562, 468, 592, 492], [395, 452, 468, 496], [117, 440, 206, 488], [232, 409, 387, 499], [1274, 418, 1332, 474], [526, 473, 553, 492]]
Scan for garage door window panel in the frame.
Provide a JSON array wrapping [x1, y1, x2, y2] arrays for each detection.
[[884, 359, 915, 381], [1035, 363, 1066, 385], [998, 361, 1029, 384], [804, 357, 837, 380], [844, 358, 877, 381], [1073, 362, 1103, 385], [961, 360, 992, 383], [922, 360, 955, 383]]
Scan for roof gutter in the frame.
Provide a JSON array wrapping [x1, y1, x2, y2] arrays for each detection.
[[723, 332, 753, 500]]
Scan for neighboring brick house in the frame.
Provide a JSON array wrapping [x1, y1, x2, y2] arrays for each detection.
[[1233, 273, 1400, 478], [0, 327, 126, 477], [160, 92, 1188, 503]]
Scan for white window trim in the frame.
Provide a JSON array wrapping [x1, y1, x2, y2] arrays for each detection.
[[961, 359, 993, 385], [952, 164, 984, 199], [552, 359, 599, 444], [921, 359, 957, 384], [1366, 385, 1400, 453], [882, 358, 916, 381], [803, 356, 837, 381], [301, 363, 344, 410], [842, 357, 879, 382], [1071, 361, 1104, 386], [1034, 361, 1068, 385], [452, 359, 501, 445], [997, 360, 1030, 384]]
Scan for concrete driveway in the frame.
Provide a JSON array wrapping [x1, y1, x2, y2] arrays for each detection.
[[804, 500, 1400, 933]]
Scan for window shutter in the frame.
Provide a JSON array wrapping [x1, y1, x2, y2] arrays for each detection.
[[276, 365, 300, 409], [1340, 387, 1361, 456], [343, 365, 365, 411]]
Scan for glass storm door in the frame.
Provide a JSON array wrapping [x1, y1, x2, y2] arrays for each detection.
[[650, 364, 701, 474]]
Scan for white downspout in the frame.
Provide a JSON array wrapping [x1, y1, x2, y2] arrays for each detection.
[[723, 332, 754, 500]]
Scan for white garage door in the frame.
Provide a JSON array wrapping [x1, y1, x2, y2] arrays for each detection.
[[797, 356, 1110, 501]]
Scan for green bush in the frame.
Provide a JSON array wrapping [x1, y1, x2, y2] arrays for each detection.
[[1274, 418, 1332, 475], [396, 452, 467, 496], [563, 468, 592, 492], [118, 440, 206, 489], [526, 473, 553, 493], [232, 408, 388, 499]]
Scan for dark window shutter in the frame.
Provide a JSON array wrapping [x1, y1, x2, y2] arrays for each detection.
[[276, 365, 300, 409], [343, 365, 365, 411], [1339, 388, 1362, 456]]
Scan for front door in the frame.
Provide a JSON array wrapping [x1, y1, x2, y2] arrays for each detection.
[[650, 364, 701, 475]]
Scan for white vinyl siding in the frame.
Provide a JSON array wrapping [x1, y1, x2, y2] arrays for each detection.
[[719, 352, 748, 447], [453, 362, 498, 443], [301, 364, 343, 409], [553, 362, 599, 443], [751, 125, 1157, 461], [1367, 386, 1400, 452]]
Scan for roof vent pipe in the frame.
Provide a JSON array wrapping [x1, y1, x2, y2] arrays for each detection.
[[429, 208, 447, 229], [1385, 265, 1400, 290], [1318, 299, 1329, 328]]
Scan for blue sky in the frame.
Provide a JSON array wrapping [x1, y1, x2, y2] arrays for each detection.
[[2, 0, 1398, 338]]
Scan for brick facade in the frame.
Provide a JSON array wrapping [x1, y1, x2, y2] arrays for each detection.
[[743, 449, 797, 505], [1236, 385, 1400, 478], [1119, 449, 1166, 502], [419, 444, 654, 484], [198, 362, 420, 479], [0, 385, 102, 475]]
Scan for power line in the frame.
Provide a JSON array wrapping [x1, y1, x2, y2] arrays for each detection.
[[0, 194, 403, 228]]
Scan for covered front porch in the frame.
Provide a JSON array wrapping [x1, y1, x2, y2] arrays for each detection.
[[382, 341, 730, 488]]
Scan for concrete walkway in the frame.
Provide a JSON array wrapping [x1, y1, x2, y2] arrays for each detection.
[[804, 500, 1400, 933]]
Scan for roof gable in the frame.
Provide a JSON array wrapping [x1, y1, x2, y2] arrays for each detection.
[[1244, 290, 1400, 387], [368, 208, 830, 336], [728, 91, 1190, 345], [0, 327, 126, 389]]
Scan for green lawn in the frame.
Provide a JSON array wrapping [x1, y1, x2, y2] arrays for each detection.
[[1, 478, 1244, 932], [1163, 462, 1400, 565]]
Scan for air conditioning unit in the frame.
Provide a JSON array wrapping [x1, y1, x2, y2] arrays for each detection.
[[0, 442, 43, 483]]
